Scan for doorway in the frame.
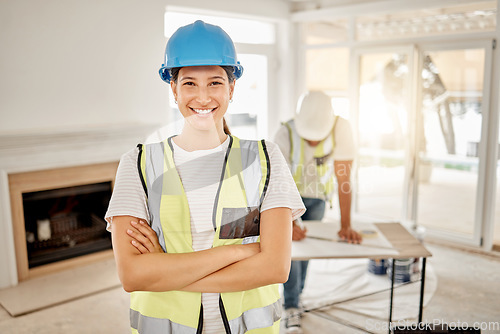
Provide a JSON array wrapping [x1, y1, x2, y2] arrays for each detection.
[[352, 42, 492, 247]]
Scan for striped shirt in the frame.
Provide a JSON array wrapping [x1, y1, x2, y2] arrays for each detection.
[[105, 136, 305, 333]]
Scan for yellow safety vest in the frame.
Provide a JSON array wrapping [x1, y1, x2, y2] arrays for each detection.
[[131, 135, 281, 334], [283, 118, 338, 203]]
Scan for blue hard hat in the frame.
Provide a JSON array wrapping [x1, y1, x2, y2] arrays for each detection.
[[159, 20, 244, 83]]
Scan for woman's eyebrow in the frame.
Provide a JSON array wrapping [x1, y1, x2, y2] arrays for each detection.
[[179, 76, 226, 81]]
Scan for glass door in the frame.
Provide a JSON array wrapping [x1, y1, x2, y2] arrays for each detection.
[[354, 47, 415, 222], [415, 42, 492, 245]]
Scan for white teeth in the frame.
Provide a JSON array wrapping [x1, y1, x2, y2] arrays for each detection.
[[193, 108, 214, 114]]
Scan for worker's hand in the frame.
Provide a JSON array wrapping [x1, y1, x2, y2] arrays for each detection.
[[338, 227, 362, 244], [127, 220, 164, 254], [292, 220, 307, 241]]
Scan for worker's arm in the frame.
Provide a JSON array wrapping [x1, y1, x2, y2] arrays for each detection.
[[334, 160, 362, 244], [129, 207, 293, 293], [110, 215, 260, 292]]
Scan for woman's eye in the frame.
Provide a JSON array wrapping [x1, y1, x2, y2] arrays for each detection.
[[183, 81, 195, 86], [210, 81, 223, 86]]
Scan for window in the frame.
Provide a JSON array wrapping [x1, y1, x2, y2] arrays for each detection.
[[164, 12, 275, 44]]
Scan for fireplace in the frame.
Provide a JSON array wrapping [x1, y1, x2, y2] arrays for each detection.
[[0, 124, 159, 287], [23, 182, 112, 268], [8, 162, 119, 281]]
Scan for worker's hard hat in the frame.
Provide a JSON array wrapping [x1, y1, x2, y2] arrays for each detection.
[[295, 91, 336, 141], [159, 20, 244, 83]]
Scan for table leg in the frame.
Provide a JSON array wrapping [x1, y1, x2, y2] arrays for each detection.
[[388, 258, 395, 334], [418, 257, 427, 323]]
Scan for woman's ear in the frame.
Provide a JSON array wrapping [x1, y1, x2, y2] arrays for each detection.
[[229, 80, 235, 100], [170, 81, 177, 101]]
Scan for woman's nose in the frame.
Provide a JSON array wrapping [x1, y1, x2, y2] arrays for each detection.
[[196, 87, 211, 104]]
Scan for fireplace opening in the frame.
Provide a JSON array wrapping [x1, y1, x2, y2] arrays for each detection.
[[22, 182, 112, 268]]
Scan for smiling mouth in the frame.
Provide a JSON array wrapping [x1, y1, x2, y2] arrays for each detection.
[[191, 108, 216, 115]]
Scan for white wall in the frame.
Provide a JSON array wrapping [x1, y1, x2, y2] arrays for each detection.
[[0, 0, 170, 133], [0, 0, 290, 134]]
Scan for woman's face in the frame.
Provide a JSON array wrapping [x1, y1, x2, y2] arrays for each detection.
[[171, 66, 234, 133]]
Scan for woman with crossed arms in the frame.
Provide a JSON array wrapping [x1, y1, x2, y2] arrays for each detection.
[[105, 20, 305, 334]]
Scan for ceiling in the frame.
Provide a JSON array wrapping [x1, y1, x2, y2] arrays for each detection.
[[291, 0, 496, 41], [287, 0, 497, 16]]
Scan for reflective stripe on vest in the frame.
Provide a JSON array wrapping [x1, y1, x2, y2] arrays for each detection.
[[133, 135, 280, 334], [130, 308, 200, 334], [130, 298, 281, 334], [227, 298, 281, 333], [283, 119, 338, 201]]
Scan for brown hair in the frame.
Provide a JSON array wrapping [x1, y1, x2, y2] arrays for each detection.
[[222, 117, 231, 135], [170, 66, 233, 135]]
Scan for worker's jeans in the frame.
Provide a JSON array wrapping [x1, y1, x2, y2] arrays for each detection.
[[283, 197, 326, 310]]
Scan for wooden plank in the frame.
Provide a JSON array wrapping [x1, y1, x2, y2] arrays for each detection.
[[375, 223, 432, 258], [9, 189, 29, 281]]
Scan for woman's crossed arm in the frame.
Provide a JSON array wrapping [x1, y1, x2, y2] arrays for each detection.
[[111, 215, 260, 292], [111, 207, 292, 293]]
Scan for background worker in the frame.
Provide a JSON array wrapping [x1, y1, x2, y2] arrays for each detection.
[[106, 20, 305, 334], [273, 90, 363, 333]]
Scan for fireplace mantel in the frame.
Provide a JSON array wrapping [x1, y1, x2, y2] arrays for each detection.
[[0, 124, 161, 288], [0, 124, 160, 174]]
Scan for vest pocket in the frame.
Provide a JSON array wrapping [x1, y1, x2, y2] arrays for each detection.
[[220, 206, 260, 239]]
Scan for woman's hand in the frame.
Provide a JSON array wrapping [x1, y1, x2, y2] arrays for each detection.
[[126, 220, 164, 254]]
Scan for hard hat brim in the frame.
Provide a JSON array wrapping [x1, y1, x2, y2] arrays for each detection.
[[159, 64, 243, 84]]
